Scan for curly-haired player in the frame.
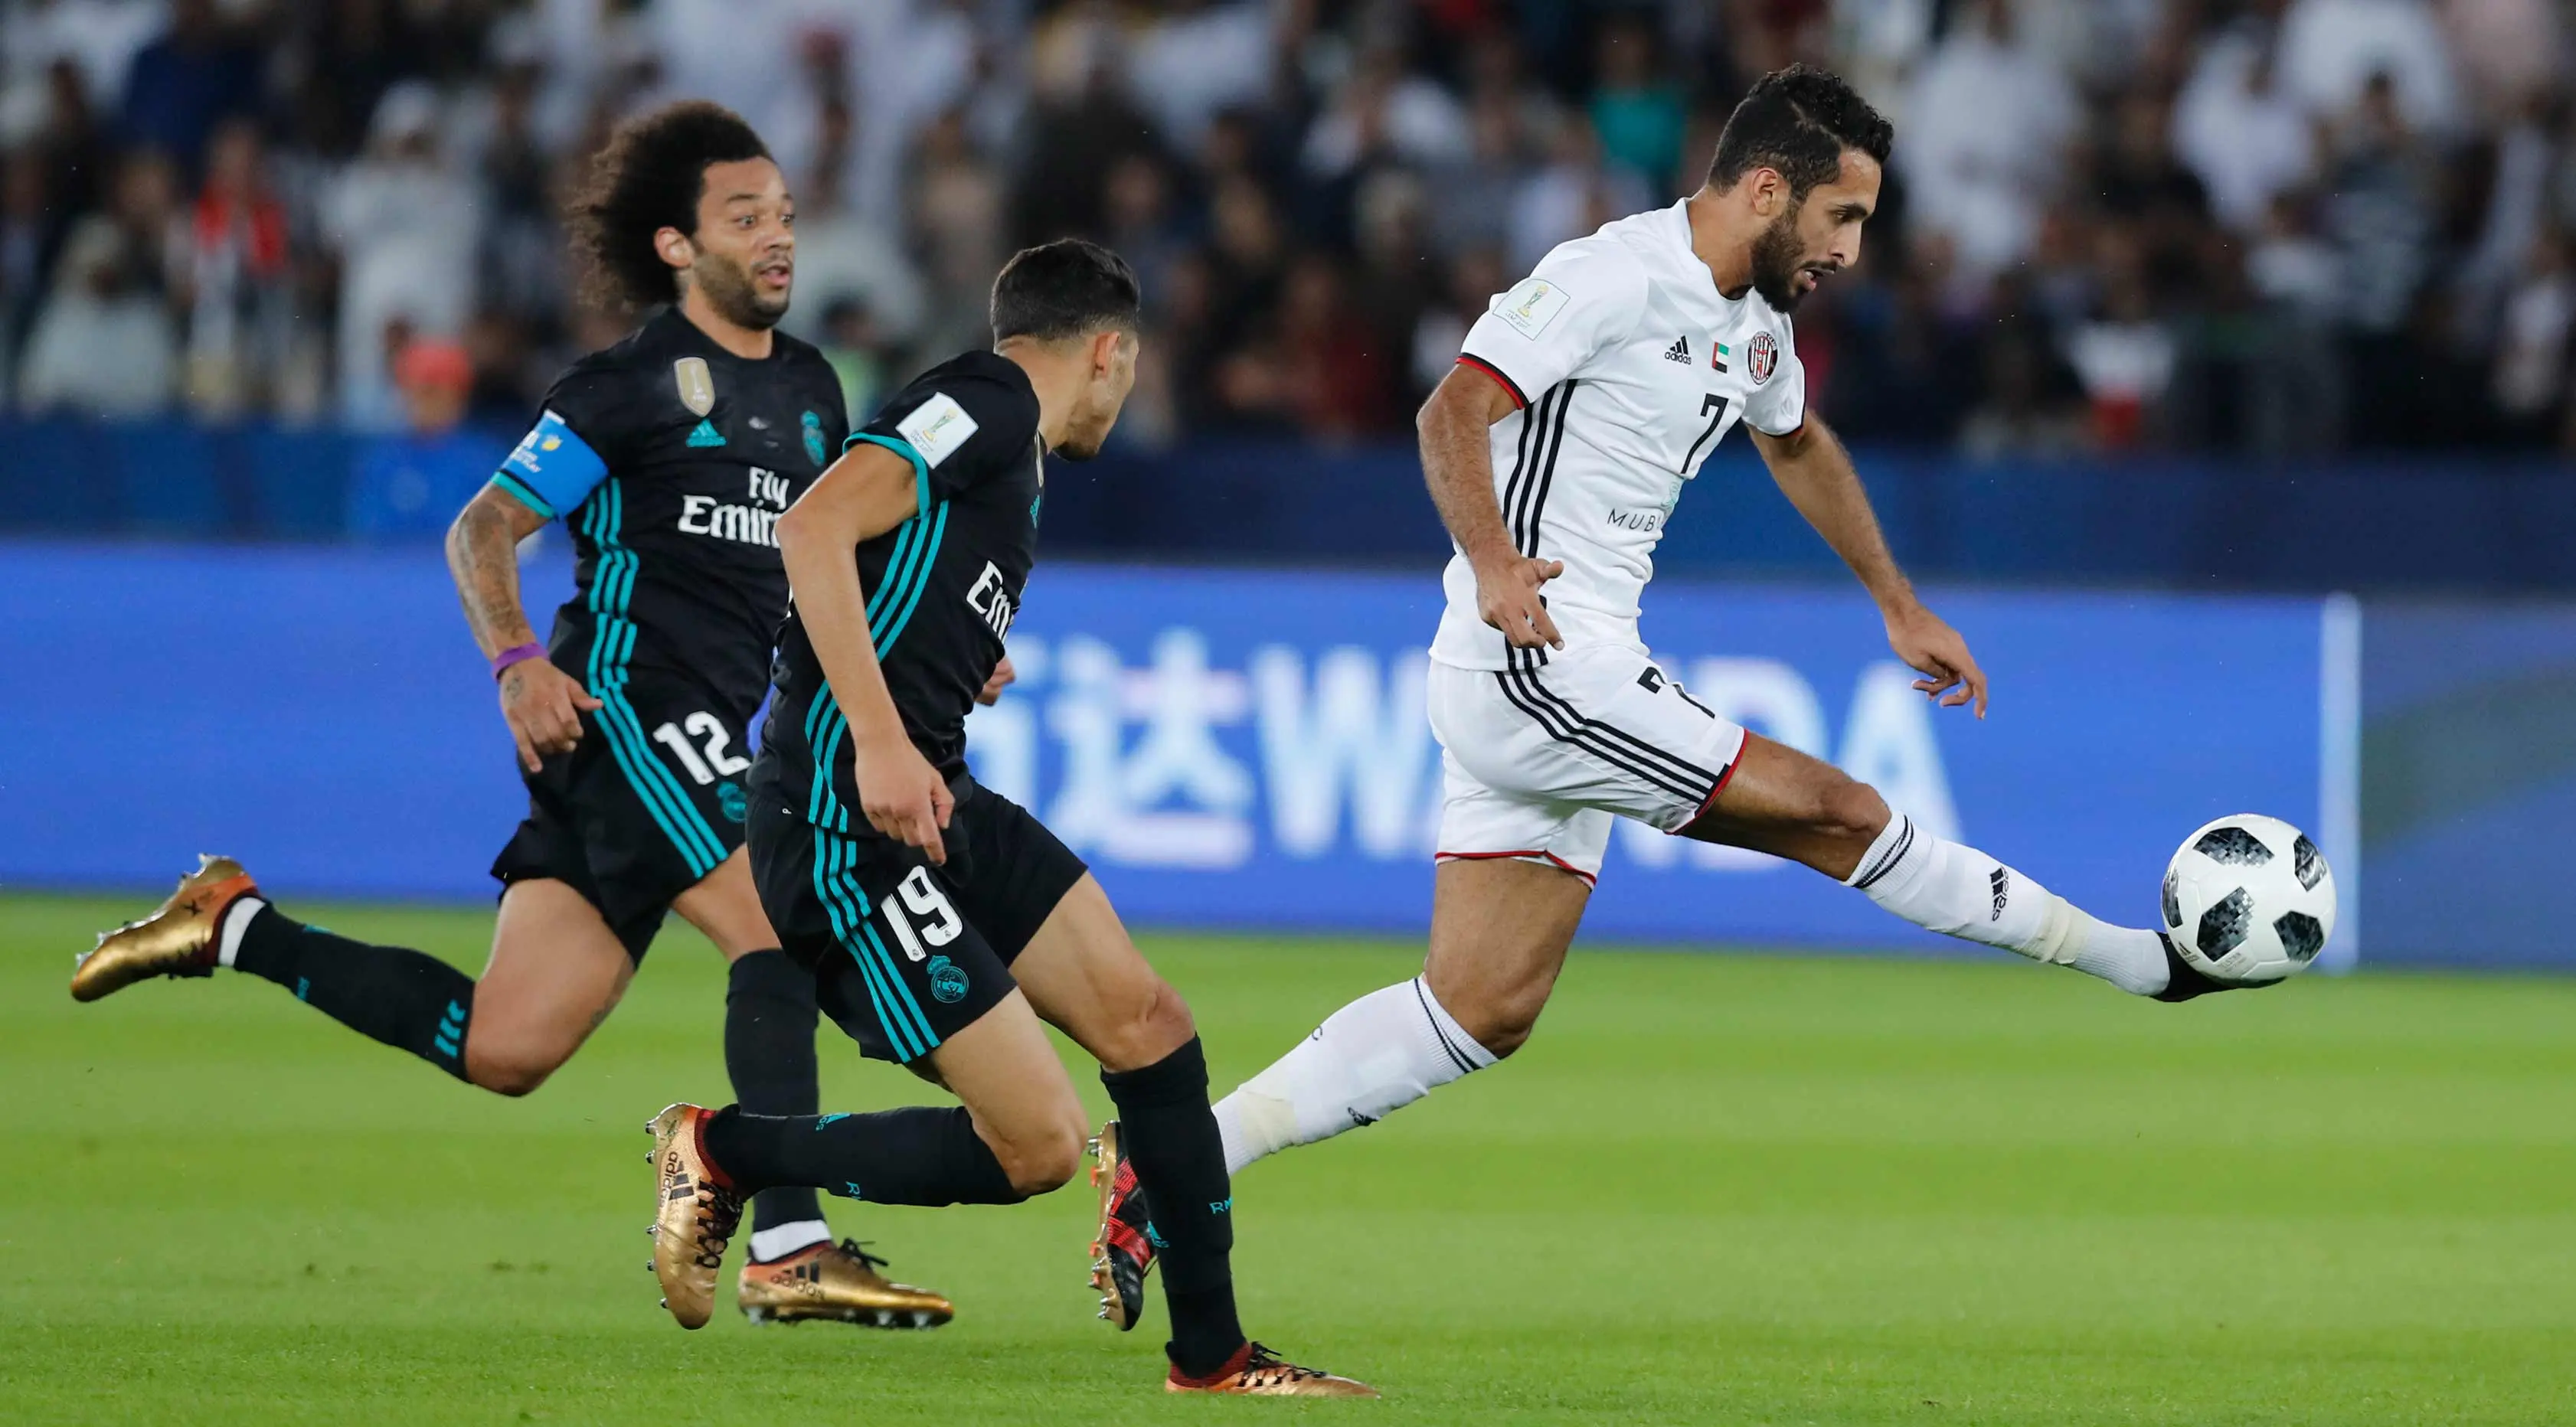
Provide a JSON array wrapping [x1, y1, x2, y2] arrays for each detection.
[[72, 101, 956, 1329]]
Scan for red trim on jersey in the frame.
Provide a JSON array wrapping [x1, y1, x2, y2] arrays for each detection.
[[1757, 420, 1807, 442], [1454, 354, 1527, 410], [1688, 757, 1744, 824], [1434, 848, 1597, 886]]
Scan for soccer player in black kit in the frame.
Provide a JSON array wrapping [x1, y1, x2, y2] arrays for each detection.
[[639, 240, 1373, 1396], [70, 102, 951, 1328]]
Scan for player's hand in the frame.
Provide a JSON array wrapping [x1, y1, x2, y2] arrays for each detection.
[[854, 735, 955, 865], [974, 656, 1016, 707], [498, 658, 604, 772], [1885, 602, 1987, 718], [1473, 552, 1565, 649]]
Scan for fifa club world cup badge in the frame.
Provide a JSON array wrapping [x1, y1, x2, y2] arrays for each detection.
[[673, 357, 715, 416], [1747, 331, 1779, 386], [927, 955, 969, 1004]]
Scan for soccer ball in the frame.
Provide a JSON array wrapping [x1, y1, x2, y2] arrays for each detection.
[[2160, 814, 2336, 985]]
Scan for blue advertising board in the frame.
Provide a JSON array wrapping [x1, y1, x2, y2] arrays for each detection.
[[2357, 601, 2576, 968], [0, 542, 2349, 964], [972, 565, 2343, 957]]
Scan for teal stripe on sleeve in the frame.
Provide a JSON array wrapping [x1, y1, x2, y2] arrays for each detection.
[[489, 470, 556, 519], [844, 431, 932, 527]]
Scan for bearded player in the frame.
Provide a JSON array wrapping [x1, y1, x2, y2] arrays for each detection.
[[70, 102, 951, 1329], [1093, 65, 2253, 1316]]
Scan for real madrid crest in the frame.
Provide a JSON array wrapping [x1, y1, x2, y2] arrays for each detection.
[[673, 357, 715, 416], [1747, 331, 1779, 386]]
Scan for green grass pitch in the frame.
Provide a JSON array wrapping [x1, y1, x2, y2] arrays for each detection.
[[6, 893, 2575, 1425]]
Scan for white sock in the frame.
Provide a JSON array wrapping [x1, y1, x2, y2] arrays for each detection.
[[215, 897, 267, 968], [1213, 976, 1496, 1175], [1847, 815, 2169, 996], [746, 1220, 832, 1263]]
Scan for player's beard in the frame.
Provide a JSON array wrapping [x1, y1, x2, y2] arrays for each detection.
[[691, 252, 787, 331], [1748, 206, 1809, 312]]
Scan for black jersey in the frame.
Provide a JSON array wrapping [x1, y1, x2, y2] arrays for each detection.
[[491, 308, 848, 723], [759, 350, 1045, 825]]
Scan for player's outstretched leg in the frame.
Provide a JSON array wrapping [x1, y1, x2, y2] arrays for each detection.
[[723, 949, 831, 1257], [668, 879, 1371, 1393], [1680, 733, 2221, 998], [718, 949, 950, 1327], [74, 861, 662, 1091], [1213, 857, 1578, 1178], [689, 854, 953, 1329], [1010, 878, 1371, 1396], [1104, 854, 1589, 1297], [74, 855, 482, 1079]]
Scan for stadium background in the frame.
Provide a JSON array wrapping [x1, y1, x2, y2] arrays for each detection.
[[7, 5, 2576, 1424], [0, 0, 2569, 965]]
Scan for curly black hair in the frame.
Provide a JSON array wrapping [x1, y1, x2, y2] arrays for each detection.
[[1707, 64, 1894, 201], [564, 101, 772, 312]]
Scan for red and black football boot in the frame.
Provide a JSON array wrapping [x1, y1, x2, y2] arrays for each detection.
[[1086, 1120, 1157, 1331], [1165, 1340, 1378, 1397]]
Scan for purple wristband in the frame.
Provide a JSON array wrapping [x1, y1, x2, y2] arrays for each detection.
[[490, 642, 547, 680]]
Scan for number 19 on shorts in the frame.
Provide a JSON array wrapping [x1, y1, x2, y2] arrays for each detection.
[[879, 866, 962, 962]]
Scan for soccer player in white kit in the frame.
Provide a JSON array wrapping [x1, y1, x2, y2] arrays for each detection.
[[1084, 67, 2251, 1316]]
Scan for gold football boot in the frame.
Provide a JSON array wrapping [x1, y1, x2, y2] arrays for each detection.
[[645, 1104, 744, 1331], [737, 1239, 954, 1328], [71, 854, 260, 1002], [1165, 1342, 1379, 1397]]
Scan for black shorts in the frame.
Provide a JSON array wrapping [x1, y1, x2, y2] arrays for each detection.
[[747, 774, 1088, 1064], [490, 675, 754, 960]]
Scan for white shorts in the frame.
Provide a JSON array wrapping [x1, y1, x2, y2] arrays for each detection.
[[1428, 645, 1750, 883]]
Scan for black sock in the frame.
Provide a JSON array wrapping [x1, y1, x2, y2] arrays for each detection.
[[1101, 1037, 1244, 1379], [230, 905, 476, 1082], [701, 1105, 1025, 1208], [725, 951, 829, 1244]]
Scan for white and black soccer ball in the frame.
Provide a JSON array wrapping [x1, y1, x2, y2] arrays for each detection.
[[2160, 815, 2336, 985]]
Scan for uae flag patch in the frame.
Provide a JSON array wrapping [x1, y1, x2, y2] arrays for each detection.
[[1711, 341, 1730, 374]]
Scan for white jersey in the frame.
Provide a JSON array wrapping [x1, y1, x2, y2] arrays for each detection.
[[1431, 201, 1808, 671]]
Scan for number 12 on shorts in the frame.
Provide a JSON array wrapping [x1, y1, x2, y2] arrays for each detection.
[[649, 712, 750, 785], [879, 866, 963, 962]]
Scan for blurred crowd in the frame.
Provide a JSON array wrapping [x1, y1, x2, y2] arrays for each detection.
[[1, 0, 2571, 458]]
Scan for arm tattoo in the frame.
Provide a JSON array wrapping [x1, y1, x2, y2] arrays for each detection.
[[446, 495, 543, 658]]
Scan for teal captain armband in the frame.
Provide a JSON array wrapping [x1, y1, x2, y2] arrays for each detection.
[[492, 410, 607, 519]]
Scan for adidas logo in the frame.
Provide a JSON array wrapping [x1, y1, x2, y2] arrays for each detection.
[[686, 419, 725, 448], [1989, 867, 2010, 920], [1662, 335, 1691, 364]]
